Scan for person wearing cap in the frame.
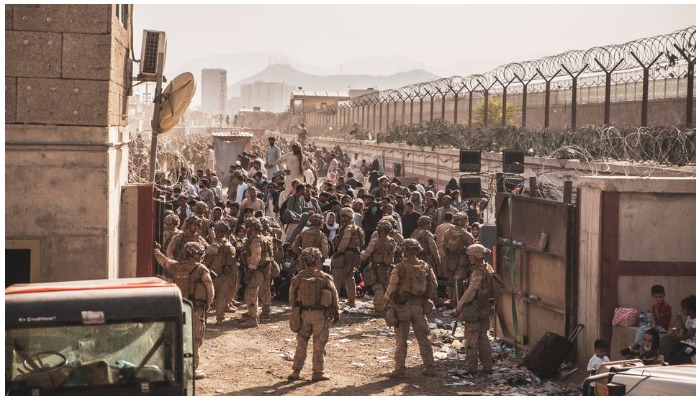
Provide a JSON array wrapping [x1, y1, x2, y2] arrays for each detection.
[[204, 221, 238, 325], [455, 244, 495, 375], [334, 207, 365, 308], [153, 241, 214, 379], [382, 238, 438, 378], [265, 137, 282, 178], [440, 212, 475, 306], [370, 175, 390, 198], [166, 215, 210, 261], [360, 220, 396, 314], [291, 213, 329, 268], [287, 247, 339, 382]]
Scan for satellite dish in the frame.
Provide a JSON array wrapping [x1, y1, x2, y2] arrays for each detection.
[[158, 72, 196, 134]]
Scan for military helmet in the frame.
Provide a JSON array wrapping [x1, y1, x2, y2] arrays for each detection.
[[339, 207, 354, 219], [403, 238, 423, 253], [164, 214, 180, 229], [185, 215, 202, 226], [381, 216, 397, 228], [194, 201, 208, 213], [453, 212, 468, 225], [309, 213, 324, 226], [418, 215, 432, 227], [244, 218, 263, 231], [183, 242, 206, 257], [300, 247, 323, 266], [214, 220, 230, 233], [376, 220, 393, 233], [467, 243, 491, 257]]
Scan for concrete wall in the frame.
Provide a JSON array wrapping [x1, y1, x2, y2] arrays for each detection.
[[575, 176, 696, 368], [5, 5, 131, 282]]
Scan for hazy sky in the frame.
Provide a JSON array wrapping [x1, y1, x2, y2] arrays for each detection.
[[133, 4, 695, 77]]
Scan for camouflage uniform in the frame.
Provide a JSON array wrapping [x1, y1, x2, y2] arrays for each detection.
[[154, 242, 214, 371], [241, 219, 272, 327], [439, 213, 475, 304], [193, 201, 215, 243], [204, 221, 238, 323], [162, 213, 182, 250], [411, 216, 441, 274], [288, 248, 340, 382], [360, 220, 397, 313], [456, 244, 494, 374], [384, 238, 438, 378], [166, 216, 209, 261], [292, 214, 330, 271], [334, 208, 365, 307]]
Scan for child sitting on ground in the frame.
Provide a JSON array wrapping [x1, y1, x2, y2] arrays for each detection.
[[668, 295, 696, 365], [621, 284, 672, 357], [639, 329, 663, 365], [587, 339, 610, 375]]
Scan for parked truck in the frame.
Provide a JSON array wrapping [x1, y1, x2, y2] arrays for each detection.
[[6, 278, 196, 395]]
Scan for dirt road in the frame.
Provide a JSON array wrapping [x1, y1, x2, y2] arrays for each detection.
[[197, 298, 582, 396]]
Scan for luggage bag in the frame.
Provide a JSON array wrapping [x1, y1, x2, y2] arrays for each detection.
[[524, 324, 584, 379]]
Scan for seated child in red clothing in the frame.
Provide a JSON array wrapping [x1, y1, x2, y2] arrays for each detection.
[[621, 284, 672, 357]]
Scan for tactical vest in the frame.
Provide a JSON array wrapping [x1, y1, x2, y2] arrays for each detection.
[[412, 229, 431, 255], [173, 261, 209, 302], [172, 233, 201, 261], [296, 271, 327, 307], [445, 227, 468, 253], [204, 240, 236, 270], [371, 237, 396, 265], [242, 236, 272, 268], [337, 224, 364, 250], [301, 228, 326, 250], [397, 260, 429, 297]]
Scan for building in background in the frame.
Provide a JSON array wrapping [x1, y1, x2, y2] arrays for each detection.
[[240, 81, 294, 113], [201, 68, 227, 117]]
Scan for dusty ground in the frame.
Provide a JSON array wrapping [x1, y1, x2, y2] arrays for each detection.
[[197, 297, 583, 396]]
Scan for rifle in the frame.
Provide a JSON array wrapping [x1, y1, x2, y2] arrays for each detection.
[[451, 278, 461, 335]]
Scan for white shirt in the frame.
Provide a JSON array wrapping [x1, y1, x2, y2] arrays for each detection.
[[587, 355, 610, 372], [235, 182, 249, 203], [682, 317, 696, 347], [304, 168, 315, 186]]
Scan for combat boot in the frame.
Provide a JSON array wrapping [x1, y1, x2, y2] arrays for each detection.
[[241, 317, 259, 328], [311, 373, 330, 382], [422, 367, 437, 377], [260, 306, 271, 318], [194, 369, 207, 379], [388, 369, 406, 378], [287, 369, 301, 381]]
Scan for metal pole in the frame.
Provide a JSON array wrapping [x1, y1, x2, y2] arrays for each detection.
[[148, 52, 165, 183]]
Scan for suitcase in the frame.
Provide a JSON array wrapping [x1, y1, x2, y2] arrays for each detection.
[[524, 324, 584, 379]]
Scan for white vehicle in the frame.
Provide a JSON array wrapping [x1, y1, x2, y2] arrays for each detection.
[[583, 360, 695, 396]]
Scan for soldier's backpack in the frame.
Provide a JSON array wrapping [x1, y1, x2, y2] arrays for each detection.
[[475, 266, 504, 302], [297, 275, 325, 307], [173, 262, 203, 301], [402, 263, 428, 297], [445, 229, 463, 252]]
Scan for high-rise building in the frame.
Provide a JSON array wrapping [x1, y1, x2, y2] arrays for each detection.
[[240, 81, 294, 113], [201, 68, 227, 116]]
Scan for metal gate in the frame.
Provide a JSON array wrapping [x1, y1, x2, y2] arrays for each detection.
[[493, 176, 578, 358]]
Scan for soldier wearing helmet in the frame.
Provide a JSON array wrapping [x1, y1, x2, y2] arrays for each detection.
[[204, 220, 238, 324], [193, 201, 215, 243], [258, 217, 283, 317], [166, 215, 209, 261], [287, 247, 340, 382], [154, 241, 214, 379], [333, 207, 365, 308], [455, 243, 494, 375], [360, 219, 397, 314], [380, 216, 404, 260], [383, 238, 438, 378], [411, 215, 441, 274], [239, 217, 273, 327], [439, 212, 475, 305], [162, 213, 182, 250], [291, 213, 329, 271]]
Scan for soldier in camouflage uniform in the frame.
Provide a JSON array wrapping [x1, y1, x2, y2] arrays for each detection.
[[334, 207, 365, 308], [193, 201, 215, 243], [162, 213, 182, 250], [360, 220, 397, 314], [455, 244, 494, 375], [439, 212, 475, 305], [240, 218, 273, 328], [166, 215, 210, 261], [384, 238, 438, 378], [411, 215, 441, 275], [204, 221, 238, 324], [292, 213, 329, 271], [153, 241, 214, 379], [288, 247, 340, 382], [382, 216, 404, 262]]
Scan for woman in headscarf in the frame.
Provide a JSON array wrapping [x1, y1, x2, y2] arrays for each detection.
[[323, 211, 339, 254]]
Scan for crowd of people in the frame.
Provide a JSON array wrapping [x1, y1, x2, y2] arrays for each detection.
[[151, 134, 494, 380]]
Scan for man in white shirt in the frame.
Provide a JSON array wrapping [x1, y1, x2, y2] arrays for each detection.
[[265, 137, 282, 178]]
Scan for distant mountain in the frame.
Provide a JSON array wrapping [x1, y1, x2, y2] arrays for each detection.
[[228, 63, 441, 96]]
